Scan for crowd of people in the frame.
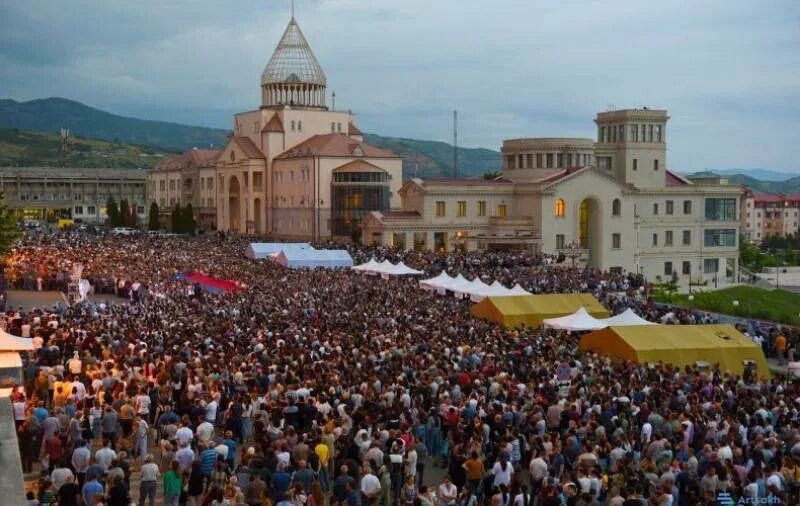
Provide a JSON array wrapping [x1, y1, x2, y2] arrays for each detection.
[[5, 230, 800, 506]]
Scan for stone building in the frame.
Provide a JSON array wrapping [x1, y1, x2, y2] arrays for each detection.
[[362, 108, 743, 286], [740, 188, 800, 241]]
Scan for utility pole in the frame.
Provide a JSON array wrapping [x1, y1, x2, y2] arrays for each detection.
[[453, 110, 458, 179]]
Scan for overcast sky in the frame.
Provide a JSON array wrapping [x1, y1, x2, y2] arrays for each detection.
[[1, 0, 799, 172]]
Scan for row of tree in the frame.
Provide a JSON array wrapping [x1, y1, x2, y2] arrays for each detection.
[[105, 197, 139, 228], [145, 202, 196, 234]]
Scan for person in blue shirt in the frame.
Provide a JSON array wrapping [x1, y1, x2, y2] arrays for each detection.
[[82, 477, 104, 506], [223, 431, 237, 469], [271, 461, 292, 502]]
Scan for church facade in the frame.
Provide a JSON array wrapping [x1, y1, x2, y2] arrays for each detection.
[[149, 13, 402, 240], [362, 108, 743, 286]]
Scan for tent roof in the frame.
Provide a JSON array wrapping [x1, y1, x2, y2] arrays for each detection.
[[579, 324, 770, 376], [249, 242, 312, 253], [476, 294, 608, 316], [420, 271, 454, 289], [603, 308, 655, 326], [0, 329, 34, 351], [352, 258, 381, 271], [544, 307, 608, 331]]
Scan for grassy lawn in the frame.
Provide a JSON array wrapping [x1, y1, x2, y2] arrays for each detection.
[[659, 285, 800, 326]]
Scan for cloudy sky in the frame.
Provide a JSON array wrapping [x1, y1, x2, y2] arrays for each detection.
[[2, 0, 799, 172]]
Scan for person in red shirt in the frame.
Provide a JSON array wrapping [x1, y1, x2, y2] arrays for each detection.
[[44, 432, 63, 473]]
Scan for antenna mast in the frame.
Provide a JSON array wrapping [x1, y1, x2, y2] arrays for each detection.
[[453, 110, 458, 179]]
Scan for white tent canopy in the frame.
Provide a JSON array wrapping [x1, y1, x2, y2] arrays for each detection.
[[454, 278, 490, 299], [470, 280, 514, 302], [246, 242, 312, 260], [543, 307, 608, 331], [275, 249, 353, 269], [0, 329, 34, 351], [352, 258, 381, 273], [419, 272, 455, 291], [509, 283, 531, 296], [602, 308, 656, 326], [384, 261, 423, 276]]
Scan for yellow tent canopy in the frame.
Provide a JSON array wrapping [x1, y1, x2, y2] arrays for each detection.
[[579, 324, 770, 377], [470, 294, 609, 328]]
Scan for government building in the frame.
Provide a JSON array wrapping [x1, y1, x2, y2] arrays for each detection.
[[363, 108, 743, 286], [148, 13, 402, 239], [148, 12, 742, 286]]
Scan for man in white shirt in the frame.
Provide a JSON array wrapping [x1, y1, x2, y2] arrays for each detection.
[[135, 391, 151, 419], [139, 453, 160, 506], [405, 446, 418, 479], [437, 476, 458, 506], [175, 423, 194, 447], [360, 465, 381, 503], [205, 399, 218, 423], [95, 440, 117, 473], [196, 420, 215, 446], [51, 464, 75, 491]]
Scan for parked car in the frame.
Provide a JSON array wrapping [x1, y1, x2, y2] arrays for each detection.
[[111, 227, 137, 236]]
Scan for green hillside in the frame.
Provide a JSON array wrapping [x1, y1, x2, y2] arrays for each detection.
[[0, 98, 230, 151], [364, 134, 500, 179], [687, 171, 800, 193], [0, 128, 176, 169]]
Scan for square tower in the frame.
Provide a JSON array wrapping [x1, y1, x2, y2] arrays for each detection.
[[594, 108, 669, 189]]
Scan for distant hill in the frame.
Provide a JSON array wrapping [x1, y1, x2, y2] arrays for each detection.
[[364, 133, 500, 179], [0, 98, 230, 151], [0, 97, 502, 179], [706, 168, 797, 182], [687, 171, 800, 194], [0, 128, 176, 169]]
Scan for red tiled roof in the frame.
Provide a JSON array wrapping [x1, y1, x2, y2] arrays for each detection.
[[537, 166, 584, 184], [155, 149, 220, 171], [665, 170, 690, 186], [752, 193, 785, 203], [276, 133, 397, 159], [231, 136, 265, 159], [419, 178, 513, 186], [262, 114, 284, 133], [383, 211, 421, 218], [348, 122, 363, 135]]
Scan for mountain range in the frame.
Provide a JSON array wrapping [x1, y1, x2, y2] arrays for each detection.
[[1, 97, 798, 190]]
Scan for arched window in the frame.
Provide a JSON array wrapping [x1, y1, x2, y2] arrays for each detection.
[[555, 198, 566, 218], [612, 198, 621, 216]]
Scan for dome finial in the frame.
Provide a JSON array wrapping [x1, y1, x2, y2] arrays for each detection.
[[291, 0, 294, 20]]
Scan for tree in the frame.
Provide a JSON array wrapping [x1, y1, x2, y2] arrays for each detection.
[[119, 199, 132, 228], [171, 204, 181, 233], [0, 193, 21, 261], [483, 170, 503, 180], [182, 204, 195, 235], [106, 196, 120, 226], [148, 202, 161, 231]]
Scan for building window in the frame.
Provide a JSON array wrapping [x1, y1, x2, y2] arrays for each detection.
[[555, 198, 566, 218], [546, 153, 554, 168], [337, 123, 342, 132], [137, 206, 145, 214], [612, 199, 621, 216], [632, 159, 638, 171], [664, 262, 673, 275], [641, 124, 646, 141], [477, 201, 486, 217], [297, 120, 302, 131], [557, 153, 563, 168], [536, 153, 543, 168], [612, 125, 617, 143], [654, 159, 659, 171], [705, 198, 737, 221], [74, 206, 83, 214], [331, 122, 336, 132], [517, 154, 524, 169], [435, 201, 446, 217], [666, 200, 674, 215], [566, 153, 572, 167], [704, 229, 736, 247], [600, 126, 606, 143], [656, 124, 662, 143], [648, 124, 654, 142], [456, 201, 466, 217], [683, 200, 692, 214], [652, 233, 658, 246], [630, 124, 638, 142], [682, 261, 691, 275], [683, 230, 691, 245], [653, 203, 659, 215], [496, 204, 508, 218], [291, 120, 296, 131], [612, 233, 621, 249], [87, 206, 96, 214], [665, 230, 673, 246], [704, 258, 719, 274], [526, 153, 533, 168], [556, 234, 565, 249]]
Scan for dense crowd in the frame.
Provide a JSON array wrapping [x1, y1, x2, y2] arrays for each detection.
[[5, 231, 800, 506]]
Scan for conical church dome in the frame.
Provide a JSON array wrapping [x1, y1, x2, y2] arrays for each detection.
[[261, 17, 326, 87]]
